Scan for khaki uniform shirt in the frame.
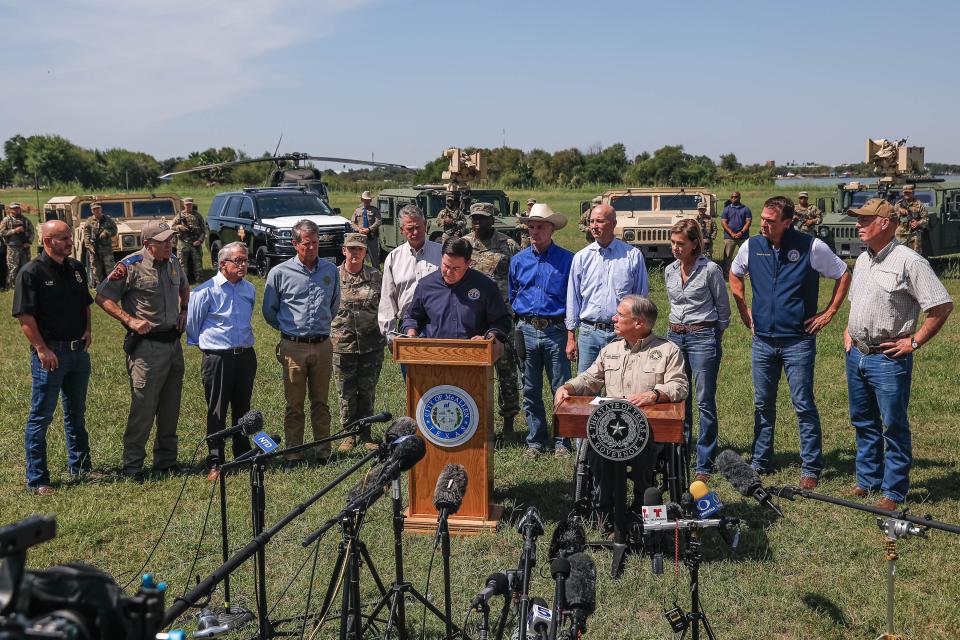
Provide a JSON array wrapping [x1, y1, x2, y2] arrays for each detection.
[[566, 335, 688, 402], [0, 213, 35, 247], [698, 215, 716, 244], [351, 206, 381, 235], [794, 204, 823, 230], [846, 240, 952, 344], [172, 210, 205, 245], [893, 197, 929, 237], [462, 230, 518, 306], [331, 264, 385, 354], [82, 214, 118, 249], [97, 247, 189, 332]]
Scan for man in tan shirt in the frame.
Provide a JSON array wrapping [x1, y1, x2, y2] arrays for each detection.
[[556, 294, 687, 536]]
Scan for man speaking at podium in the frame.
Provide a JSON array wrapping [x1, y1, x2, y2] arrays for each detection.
[[555, 295, 687, 536], [401, 237, 510, 342]]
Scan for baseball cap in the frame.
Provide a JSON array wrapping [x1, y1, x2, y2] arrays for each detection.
[[91, 202, 102, 210], [847, 198, 895, 218], [798, 191, 809, 198], [141, 220, 176, 242], [344, 233, 367, 247], [469, 202, 495, 217], [526, 198, 536, 205], [183, 197, 194, 204]]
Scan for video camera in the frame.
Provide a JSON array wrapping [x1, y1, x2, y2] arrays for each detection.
[[0, 515, 168, 640]]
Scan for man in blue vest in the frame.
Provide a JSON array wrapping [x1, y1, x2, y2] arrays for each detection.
[[729, 196, 850, 489]]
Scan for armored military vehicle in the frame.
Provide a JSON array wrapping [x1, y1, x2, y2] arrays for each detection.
[[581, 188, 716, 261], [41, 192, 184, 268], [817, 139, 960, 258], [375, 148, 522, 253]]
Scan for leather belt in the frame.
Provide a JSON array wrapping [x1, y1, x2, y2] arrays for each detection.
[[853, 335, 909, 355], [44, 339, 86, 352], [203, 346, 254, 356], [581, 319, 614, 331], [668, 321, 717, 334], [282, 333, 329, 344], [518, 315, 564, 331]]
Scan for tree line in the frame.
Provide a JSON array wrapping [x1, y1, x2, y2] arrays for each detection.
[[5, 133, 956, 192]]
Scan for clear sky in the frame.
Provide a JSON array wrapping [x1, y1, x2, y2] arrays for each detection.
[[2, 0, 957, 169]]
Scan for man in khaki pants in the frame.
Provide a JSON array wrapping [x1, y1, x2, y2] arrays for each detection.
[[262, 220, 341, 465]]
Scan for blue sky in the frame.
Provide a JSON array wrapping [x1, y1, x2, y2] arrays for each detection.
[[1, 0, 957, 169]]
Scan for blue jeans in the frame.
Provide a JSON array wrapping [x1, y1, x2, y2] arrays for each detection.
[[577, 323, 616, 375], [751, 334, 822, 478], [25, 347, 92, 488], [845, 349, 913, 503], [520, 321, 572, 451], [667, 328, 722, 474]]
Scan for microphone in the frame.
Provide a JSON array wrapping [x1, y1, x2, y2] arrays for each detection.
[[549, 518, 587, 560], [206, 410, 263, 441], [642, 487, 667, 575], [384, 416, 418, 445], [689, 480, 724, 518], [433, 463, 468, 515], [517, 506, 546, 538], [376, 433, 426, 483], [564, 552, 596, 636], [550, 557, 571, 640], [528, 603, 554, 637], [345, 463, 385, 504], [469, 572, 509, 609], [347, 411, 392, 429], [715, 449, 783, 517]]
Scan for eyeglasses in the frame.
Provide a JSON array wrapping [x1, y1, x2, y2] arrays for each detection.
[[223, 258, 249, 266]]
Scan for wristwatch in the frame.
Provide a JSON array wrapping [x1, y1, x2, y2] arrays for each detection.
[[911, 336, 920, 351]]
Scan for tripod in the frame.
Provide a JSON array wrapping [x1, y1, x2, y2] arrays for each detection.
[[362, 479, 459, 639], [680, 527, 715, 640]]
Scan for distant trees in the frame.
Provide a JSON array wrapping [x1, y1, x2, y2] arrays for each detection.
[[1, 133, 785, 191]]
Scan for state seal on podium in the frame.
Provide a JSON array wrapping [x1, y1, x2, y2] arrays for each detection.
[[416, 384, 480, 448]]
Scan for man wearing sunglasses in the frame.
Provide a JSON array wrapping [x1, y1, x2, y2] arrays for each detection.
[[187, 242, 256, 478]]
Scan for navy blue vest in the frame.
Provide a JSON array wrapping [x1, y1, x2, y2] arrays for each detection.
[[748, 229, 819, 338]]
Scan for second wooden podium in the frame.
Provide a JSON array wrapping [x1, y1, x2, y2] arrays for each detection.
[[392, 337, 502, 535]]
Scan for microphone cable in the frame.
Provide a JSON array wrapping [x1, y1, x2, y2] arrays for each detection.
[[418, 528, 442, 640], [179, 469, 220, 600], [122, 436, 205, 592]]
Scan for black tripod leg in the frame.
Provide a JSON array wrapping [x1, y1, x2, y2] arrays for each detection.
[[358, 541, 389, 597], [318, 540, 350, 623]]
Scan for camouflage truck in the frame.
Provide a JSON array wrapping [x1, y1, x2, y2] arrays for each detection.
[[41, 193, 184, 268], [817, 138, 960, 259], [582, 188, 716, 261]]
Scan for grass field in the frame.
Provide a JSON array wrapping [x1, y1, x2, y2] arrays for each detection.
[[1, 185, 959, 639]]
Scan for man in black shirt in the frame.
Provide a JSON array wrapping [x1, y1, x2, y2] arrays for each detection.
[[12, 220, 97, 495]]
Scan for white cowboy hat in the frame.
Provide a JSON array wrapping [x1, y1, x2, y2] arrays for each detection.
[[523, 203, 567, 229]]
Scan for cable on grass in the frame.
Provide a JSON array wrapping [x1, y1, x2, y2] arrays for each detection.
[[179, 470, 219, 597]]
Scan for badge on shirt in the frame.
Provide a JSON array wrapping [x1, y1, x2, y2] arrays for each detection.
[[323, 275, 332, 286], [787, 249, 801, 263], [650, 349, 662, 361], [468, 288, 480, 301], [74, 271, 82, 283]]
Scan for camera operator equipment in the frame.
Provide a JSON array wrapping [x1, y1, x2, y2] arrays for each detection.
[[470, 573, 509, 640], [548, 557, 569, 640], [715, 449, 782, 516], [1, 515, 173, 640], [559, 552, 596, 640], [514, 507, 546, 640], [769, 484, 960, 640]]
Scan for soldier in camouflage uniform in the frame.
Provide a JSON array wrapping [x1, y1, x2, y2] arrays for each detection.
[[893, 184, 929, 253], [579, 196, 603, 242], [516, 198, 535, 248], [332, 233, 386, 453], [172, 197, 205, 283], [696, 202, 717, 257], [438, 194, 467, 242], [82, 202, 118, 286], [793, 191, 823, 236], [0, 203, 36, 290], [463, 202, 521, 437]]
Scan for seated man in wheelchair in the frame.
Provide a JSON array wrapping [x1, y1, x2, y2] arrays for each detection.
[[555, 295, 688, 540]]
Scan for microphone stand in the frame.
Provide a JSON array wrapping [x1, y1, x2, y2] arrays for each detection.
[[548, 564, 568, 640], [476, 600, 490, 640], [517, 523, 539, 640], [439, 506, 454, 640]]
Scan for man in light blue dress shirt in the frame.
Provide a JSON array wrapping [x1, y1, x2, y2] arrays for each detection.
[[566, 204, 649, 374], [186, 241, 257, 477], [262, 220, 341, 464]]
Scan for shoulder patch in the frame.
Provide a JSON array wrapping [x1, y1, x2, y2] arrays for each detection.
[[108, 263, 127, 281], [122, 254, 143, 267]]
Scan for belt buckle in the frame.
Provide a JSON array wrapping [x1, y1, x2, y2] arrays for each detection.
[[857, 342, 869, 355], [531, 318, 548, 331], [70, 339, 84, 351]]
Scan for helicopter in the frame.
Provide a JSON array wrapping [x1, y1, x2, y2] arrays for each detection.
[[158, 150, 411, 203]]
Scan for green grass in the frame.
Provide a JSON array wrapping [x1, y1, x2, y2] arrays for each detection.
[[1, 186, 959, 639]]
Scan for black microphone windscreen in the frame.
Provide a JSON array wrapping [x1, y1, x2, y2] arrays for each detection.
[[487, 572, 509, 596], [549, 518, 586, 559], [564, 553, 596, 614], [346, 463, 384, 504], [239, 410, 264, 435], [385, 416, 418, 443], [550, 557, 571, 579], [392, 434, 426, 472], [643, 486, 663, 506], [433, 463, 468, 513], [716, 449, 762, 496]]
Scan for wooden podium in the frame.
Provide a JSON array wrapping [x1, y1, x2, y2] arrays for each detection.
[[392, 337, 502, 535]]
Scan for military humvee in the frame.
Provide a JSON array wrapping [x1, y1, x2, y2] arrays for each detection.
[[817, 138, 960, 258], [376, 148, 521, 255], [581, 188, 716, 261], [41, 193, 184, 266]]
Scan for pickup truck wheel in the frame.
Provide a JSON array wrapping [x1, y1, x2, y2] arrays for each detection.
[[209, 239, 222, 265], [255, 246, 273, 278]]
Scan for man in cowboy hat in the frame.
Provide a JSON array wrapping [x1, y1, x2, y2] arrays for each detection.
[[464, 201, 521, 440], [516, 198, 536, 248], [793, 191, 822, 236], [893, 185, 929, 253], [351, 191, 382, 268], [510, 203, 575, 458]]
